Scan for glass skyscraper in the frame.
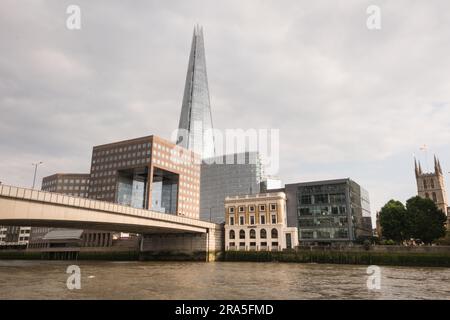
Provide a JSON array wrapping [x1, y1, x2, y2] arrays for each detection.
[[176, 25, 215, 159]]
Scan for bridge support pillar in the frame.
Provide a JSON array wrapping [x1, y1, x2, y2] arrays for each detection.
[[139, 225, 224, 262]]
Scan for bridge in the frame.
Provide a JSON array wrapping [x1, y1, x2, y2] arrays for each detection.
[[0, 184, 223, 261]]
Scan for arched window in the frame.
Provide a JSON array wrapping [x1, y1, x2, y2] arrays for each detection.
[[432, 192, 437, 202], [271, 228, 278, 239], [425, 193, 430, 199], [260, 229, 267, 239], [430, 179, 435, 188], [250, 229, 256, 239], [229, 230, 235, 239], [424, 180, 428, 189], [239, 230, 245, 239]]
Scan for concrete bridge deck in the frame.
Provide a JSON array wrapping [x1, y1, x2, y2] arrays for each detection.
[[0, 185, 224, 260]]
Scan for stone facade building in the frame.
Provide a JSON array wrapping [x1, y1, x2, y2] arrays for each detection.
[[224, 192, 298, 251]]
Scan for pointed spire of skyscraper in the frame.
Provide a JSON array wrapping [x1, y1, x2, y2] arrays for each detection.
[[176, 25, 215, 159]]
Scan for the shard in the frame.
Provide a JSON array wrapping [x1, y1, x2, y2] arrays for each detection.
[[176, 25, 215, 159]]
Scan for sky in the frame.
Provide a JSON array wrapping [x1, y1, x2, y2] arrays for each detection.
[[1, 1, 450, 222]]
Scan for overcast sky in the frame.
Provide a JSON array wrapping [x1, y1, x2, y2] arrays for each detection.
[[1, 1, 450, 219]]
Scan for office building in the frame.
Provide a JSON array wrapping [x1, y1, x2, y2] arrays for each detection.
[[224, 192, 298, 251], [0, 226, 31, 248], [285, 179, 372, 245], [200, 152, 265, 223], [88, 135, 201, 219], [42, 173, 90, 198], [176, 25, 215, 159]]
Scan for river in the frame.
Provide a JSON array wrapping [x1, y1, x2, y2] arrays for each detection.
[[0, 260, 449, 299]]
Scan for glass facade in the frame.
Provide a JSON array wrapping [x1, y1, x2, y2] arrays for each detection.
[[290, 179, 372, 244], [200, 151, 265, 223]]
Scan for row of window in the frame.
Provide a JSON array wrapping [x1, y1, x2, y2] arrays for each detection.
[[93, 150, 151, 166], [229, 214, 277, 225], [93, 143, 152, 158], [229, 228, 278, 240], [299, 193, 346, 205], [298, 205, 347, 216], [300, 229, 349, 239], [299, 217, 348, 227], [228, 203, 277, 214], [229, 241, 279, 248], [43, 178, 89, 187]]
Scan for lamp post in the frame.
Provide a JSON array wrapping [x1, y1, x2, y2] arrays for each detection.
[[209, 206, 221, 223], [31, 162, 43, 189]]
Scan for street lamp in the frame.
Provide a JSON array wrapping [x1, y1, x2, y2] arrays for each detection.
[[31, 162, 43, 189], [209, 206, 222, 223]]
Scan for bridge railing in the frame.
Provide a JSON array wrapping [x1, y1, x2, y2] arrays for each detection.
[[0, 184, 218, 229]]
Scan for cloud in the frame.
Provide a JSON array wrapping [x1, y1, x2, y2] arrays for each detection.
[[1, 0, 450, 216]]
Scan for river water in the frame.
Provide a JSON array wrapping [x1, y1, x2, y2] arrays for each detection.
[[0, 260, 449, 299]]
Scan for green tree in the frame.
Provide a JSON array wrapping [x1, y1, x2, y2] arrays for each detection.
[[406, 196, 447, 244], [379, 200, 409, 243]]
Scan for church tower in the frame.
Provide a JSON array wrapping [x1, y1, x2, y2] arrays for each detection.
[[415, 155, 449, 217]]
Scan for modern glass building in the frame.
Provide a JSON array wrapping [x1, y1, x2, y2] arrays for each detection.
[[285, 179, 372, 245], [176, 25, 215, 159], [200, 151, 265, 223]]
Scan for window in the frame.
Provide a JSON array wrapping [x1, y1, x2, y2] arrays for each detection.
[[271, 242, 279, 246], [229, 230, 235, 239], [314, 194, 328, 204], [259, 205, 266, 212], [299, 208, 311, 216], [432, 192, 437, 202], [229, 207, 235, 214], [250, 216, 255, 225], [270, 203, 277, 211], [239, 230, 245, 239], [239, 242, 245, 247], [300, 231, 314, 239], [249, 205, 255, 213], [300, 195, 312, 205], [271, 228, 278, 239], [271, 214, 277, 224], [250, 229, 256, 239], [229, 216, 234, 226], [424, 180, 428, 189], [239, 216, 245, 225], [250, 242, 256, 247], [260, 229, 267, 239], [229, 242, 235, 247], [238, 206, 245, 213], [425, 192, 430, 199], [260, 215, 266, 224], [260, 242, 267, 247], [430, 179, 435, 188]]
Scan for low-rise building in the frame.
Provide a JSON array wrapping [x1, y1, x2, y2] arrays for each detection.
[[0, 226, 31, 249], [224, 192, 298, 251], [285, 178, 373, 245]]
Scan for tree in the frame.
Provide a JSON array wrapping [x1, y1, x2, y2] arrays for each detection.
[[406, 196, 447, 244], [379, 200, 409, 243]]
